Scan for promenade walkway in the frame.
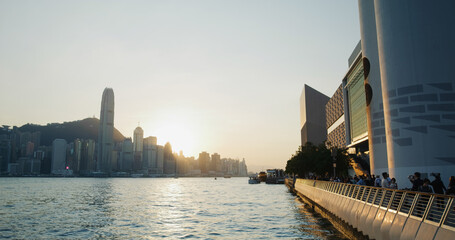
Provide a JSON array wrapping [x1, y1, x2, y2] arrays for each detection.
[[291, 179, 455, 240]]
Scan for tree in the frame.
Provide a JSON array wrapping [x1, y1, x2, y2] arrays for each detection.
[[285, 142, 349, 178]]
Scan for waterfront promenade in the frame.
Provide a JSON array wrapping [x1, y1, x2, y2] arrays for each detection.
[[288, 178, 455, 240]]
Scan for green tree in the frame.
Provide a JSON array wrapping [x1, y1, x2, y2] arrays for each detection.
[[285, 142, 349, 178]]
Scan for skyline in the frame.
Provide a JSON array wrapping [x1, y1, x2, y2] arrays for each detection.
[[0, 0, 360, 172]]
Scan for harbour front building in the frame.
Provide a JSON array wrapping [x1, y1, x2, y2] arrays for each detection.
[[302, 1, 455, 187], [299, 85, 329, 146]]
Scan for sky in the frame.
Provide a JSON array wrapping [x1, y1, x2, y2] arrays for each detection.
[[0, 0, 360, 172]]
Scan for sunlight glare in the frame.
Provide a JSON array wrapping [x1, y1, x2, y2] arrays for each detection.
[[144, 113, 199, 157]]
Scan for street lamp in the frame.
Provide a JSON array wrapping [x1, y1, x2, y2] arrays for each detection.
[[331, 148, 337, 178]]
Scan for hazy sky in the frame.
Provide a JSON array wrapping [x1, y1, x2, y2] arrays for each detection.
[[0, 0, 360, 172]]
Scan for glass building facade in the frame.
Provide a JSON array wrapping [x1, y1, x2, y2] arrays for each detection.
[[346, 61, 367, 142]]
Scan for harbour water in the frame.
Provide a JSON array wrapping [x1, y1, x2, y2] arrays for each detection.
[[0, 177, 347, 239]]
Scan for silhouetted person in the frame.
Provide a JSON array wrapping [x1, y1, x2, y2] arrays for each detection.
[[419, 178, 433, 193], [409, 172, 423, 191], [365, 175, 373, 186], [357, 176, 366, 185], [446, 176, 455, 195], [430, 173, 446, 194]]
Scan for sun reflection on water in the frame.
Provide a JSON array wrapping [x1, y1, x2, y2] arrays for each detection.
[[0, 177, 347, 239]]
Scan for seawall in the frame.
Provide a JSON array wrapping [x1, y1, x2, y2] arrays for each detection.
[[288, 179, 455, 240]]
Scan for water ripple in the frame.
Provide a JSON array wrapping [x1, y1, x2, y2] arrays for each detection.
[[0, 177, 347, 239]]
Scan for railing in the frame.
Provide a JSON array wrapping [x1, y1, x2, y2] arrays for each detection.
[[293, 179, 455, 240]]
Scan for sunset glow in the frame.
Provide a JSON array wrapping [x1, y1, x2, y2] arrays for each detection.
[[143, 112, 200, 157]]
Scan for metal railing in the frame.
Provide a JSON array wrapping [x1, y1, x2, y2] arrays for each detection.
[[296, 179, 455, 232]]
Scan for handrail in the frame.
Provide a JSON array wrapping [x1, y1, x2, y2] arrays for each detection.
[[296, 179, 455, 229]]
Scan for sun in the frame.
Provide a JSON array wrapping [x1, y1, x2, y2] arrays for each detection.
[[144, 117, 199, 157]]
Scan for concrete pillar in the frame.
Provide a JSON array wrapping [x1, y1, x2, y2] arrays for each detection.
[[374, 0, 455, 187], [358, 0, 388, 175]]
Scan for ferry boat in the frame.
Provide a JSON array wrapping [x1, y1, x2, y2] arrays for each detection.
[[265, 169, 285, 184]]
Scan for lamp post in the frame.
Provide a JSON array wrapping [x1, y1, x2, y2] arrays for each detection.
[[331, 148, 337, 178]]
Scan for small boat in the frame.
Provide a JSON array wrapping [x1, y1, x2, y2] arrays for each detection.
[[224, 174, 232, 178], [248, 176, 260, 184]]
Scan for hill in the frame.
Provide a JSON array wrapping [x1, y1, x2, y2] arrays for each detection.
[[17, 118, 126, 146]]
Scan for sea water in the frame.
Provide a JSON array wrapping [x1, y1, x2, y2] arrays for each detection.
[[0, 177, 346, 239]]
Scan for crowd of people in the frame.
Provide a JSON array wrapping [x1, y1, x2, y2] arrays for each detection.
[[316, 172, 455, 195]]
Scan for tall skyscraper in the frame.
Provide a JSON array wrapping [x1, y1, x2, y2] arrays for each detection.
[[97, 88, 115, 174], [133, 127, 144, 152], [210, 153, 221, 172], [79, 139, 95, 175], [142, 136, 157, 173], [156, 145, 164, 174], [133, 127, 144, 171], [198, 152, 210, 174], [71, 139, 82, 173], [120, 138, 133, 172], [51, 139, 67, 175], [163, 142, 175, 174]]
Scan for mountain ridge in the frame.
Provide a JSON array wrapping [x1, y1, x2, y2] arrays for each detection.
[[16, 118, 126, 146]]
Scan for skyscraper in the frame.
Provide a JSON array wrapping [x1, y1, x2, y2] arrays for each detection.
[[51, 139, 67, 175], [120, 138, 133, 172], [97, 88, 115, 174], [142, 136, 157, 173], [163, 142, 175, 174], [133, 127, 143, 171], [210, 153, 221, 172], [198, 151, 210, 174], [133, 127, 144, 153], [79, 139, 95, 175]]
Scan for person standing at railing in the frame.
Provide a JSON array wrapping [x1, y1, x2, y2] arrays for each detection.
[[409, 172, 423, 191], [374, 175, 381, 187], [446, 176, 455, 195], [430, 173, 447, 195], [365, 175, 374, 186], [390, 178, 398, 189], [353, 175, 358, 183], [419, 178, 433, 193], [357, 176, 366, 185], [382, 172, 391, 188]]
